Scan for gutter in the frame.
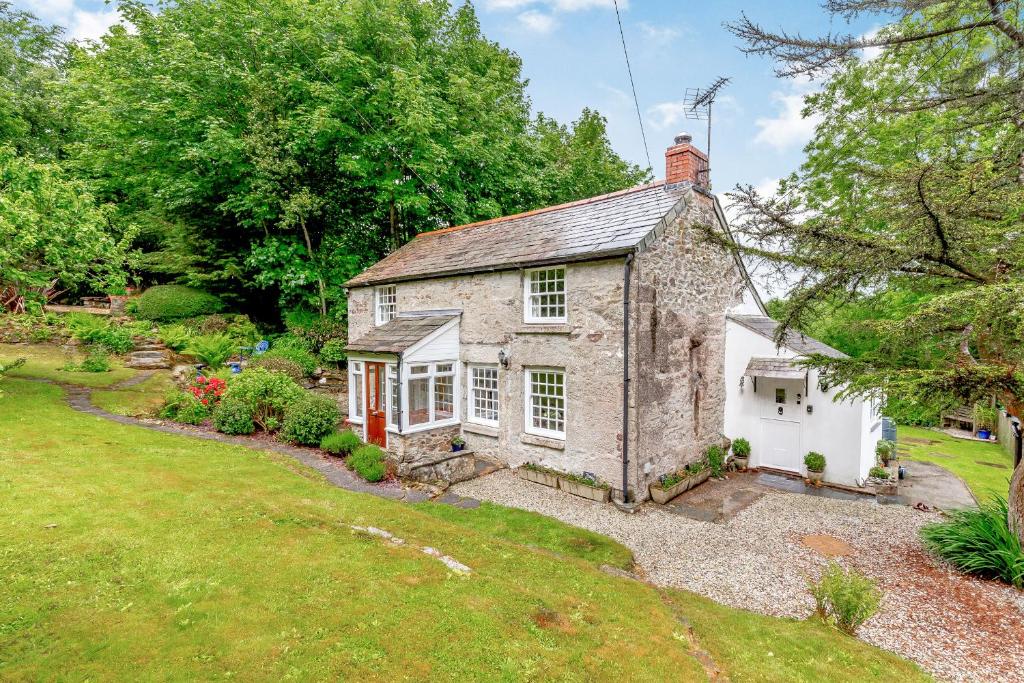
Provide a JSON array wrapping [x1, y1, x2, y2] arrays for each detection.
[[621, 252, 634, 503]]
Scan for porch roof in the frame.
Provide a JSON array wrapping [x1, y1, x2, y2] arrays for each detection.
[[345, 314, 458, 354], [744, 357, 807, 380]]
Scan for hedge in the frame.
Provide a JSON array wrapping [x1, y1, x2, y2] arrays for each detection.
[[135, 285, 224, 321]]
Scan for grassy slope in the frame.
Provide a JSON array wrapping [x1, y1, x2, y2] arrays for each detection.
[[91, 371, 176, 417], [0, 359, 928, 681], [0, 343, 135, 387], [899, 426, 1014, 502]]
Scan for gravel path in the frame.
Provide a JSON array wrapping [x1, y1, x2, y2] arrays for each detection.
[[453, 469, 1024, 683]]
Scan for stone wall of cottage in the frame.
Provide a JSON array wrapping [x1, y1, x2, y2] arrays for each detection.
[[629, 188, 744, 496], [348, 257, 629, 487]]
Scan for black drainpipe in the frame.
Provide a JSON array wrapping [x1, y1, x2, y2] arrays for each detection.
[[622, 252, 634, 503]]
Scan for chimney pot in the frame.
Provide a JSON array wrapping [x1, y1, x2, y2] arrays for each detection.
[[674, 132, 692, 145]]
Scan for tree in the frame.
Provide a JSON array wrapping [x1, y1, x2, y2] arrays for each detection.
[[722, 2, 1024, 538], [0, 147, 136, 311], [62, 0, 646, 319]]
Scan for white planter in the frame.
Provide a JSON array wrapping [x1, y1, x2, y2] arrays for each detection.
[[518, 467, 559, 488], [558, 477, 611, 502]]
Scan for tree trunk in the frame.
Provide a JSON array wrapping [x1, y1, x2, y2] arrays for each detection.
[[1010, 462, 1024, 540], [298, 217, 327, 316]]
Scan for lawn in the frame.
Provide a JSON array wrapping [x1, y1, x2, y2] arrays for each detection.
[[0, 342, 135, 387], [898, 426, 1014, 502], [91, 371, 175, 417], [0, 365, 928, 681]]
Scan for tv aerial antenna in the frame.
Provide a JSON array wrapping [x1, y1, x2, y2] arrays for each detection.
[[683, 76, 730, 185]]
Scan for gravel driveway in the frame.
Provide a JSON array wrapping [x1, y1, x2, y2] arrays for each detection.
[[452, 469, 1024, 683]]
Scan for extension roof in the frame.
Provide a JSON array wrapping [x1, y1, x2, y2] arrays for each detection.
[[345, 314, 458, 354], [728, 314, 847, 359], [345, 181, 683, 287]]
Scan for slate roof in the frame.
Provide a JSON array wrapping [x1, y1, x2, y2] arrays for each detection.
[[745, 357, 807, 379], [728, 314, 847, 359], [345, 314, 458, 354], [345, 181, 683, 287]]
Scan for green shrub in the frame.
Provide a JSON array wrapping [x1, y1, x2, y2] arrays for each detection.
[[706, 444, 725, 477], [808, 562, 881, 635], [319, 338, 347, 366], [920, 496, 1024, 588], [349, 444, 387, 482], [251, 355, 305, 381], [64, 348, 111, 373], [187, 333, 236, 368], [135, 285, 224, 321], [281, 393, 340, 445], [64, 313, 134, 353], [212, 395, 256, 435], [262, 346, 317, 376], [321, 430, 362, 456], [193, 313, 260, 343], [157, 324, 192, 352], [875, 439, 896, 463], [732, 437, 751, 458], [283, 309, 346, 353], [804, 451, 826, 472], [223, 367, 305, 431], [160, 390, 210, 425], [868, 466, 890, 479]]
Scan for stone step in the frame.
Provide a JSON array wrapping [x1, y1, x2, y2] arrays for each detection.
[[127, 357, 171, 370], [134, 343, 167, 352], [130, 350, 169, 361]]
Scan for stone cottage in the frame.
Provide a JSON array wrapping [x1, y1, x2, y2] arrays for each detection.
[[344, 135, 747, 502]]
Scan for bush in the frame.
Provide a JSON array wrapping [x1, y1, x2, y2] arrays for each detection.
[[319, 338, 347, 366], [261, 346, 317, 377], [160, 390, 210, 425], [805, 451, 826, 472], [808, 562, 881, 635], [157, 324, 192, 352], [193, 313, 260, 343], [875, 439, 896, 463], [187, 333, 237, 368], [251, 355, 306, 381], [321, 430, 362, 456], [732, 437, 751, 458], [868, 466, 890, 480], [135, 285, 224, 321], [222, 367, 305, 431], [920, 496, 1024, 588], [283, 309, 346, 353], [281, 393, 340, 445], [349, 444, 387, 482], [706, 444, 725, 477], [64, 313, 134, 353], [212, 395, 256, 435], [64, 348, 110, 373]]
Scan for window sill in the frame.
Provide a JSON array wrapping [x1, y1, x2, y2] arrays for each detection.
[[401, 418, 460, 435], [464, 422, 499, 438], [516, 324, 572, 335], [520, 432, 565, 450]]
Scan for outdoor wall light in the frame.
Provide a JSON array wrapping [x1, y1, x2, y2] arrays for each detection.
[[498, 348, 511, 369]]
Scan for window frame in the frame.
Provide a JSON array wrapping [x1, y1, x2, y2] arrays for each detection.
[[402, 360, 460, 434], [467, 364, 500, 427], [386, 364, 399, 431], [348, 361, 364, 424], [524, 367, 566, 440], [523, 266, 567, 324], [374, 285, 397, 326]]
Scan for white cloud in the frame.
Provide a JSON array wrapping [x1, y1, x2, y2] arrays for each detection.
[[636, 21, 679, 45], [481, 0, 535, 9], [645, 100, 688, 132], [860, 27, 883, 62], [517, 10, 558, 34], [753, 82, 821, 152], [597, 82, 629, 106], [68, 7, 121, 42]]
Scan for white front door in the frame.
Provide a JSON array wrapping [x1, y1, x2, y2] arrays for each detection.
[[759, 378, 804, 472]]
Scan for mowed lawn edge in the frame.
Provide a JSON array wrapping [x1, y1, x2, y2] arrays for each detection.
[[0, 375, 930, 681]]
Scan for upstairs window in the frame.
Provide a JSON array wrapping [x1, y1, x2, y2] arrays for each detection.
[[525, 368, 566, 439], [524, 267, 566, 323], [375, 285, 397, 326]]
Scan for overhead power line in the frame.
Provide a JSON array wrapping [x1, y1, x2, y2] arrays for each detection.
[[612, 0, 654, 174]]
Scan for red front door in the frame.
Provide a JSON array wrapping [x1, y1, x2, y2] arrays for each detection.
[[365, 362, 387, 447]]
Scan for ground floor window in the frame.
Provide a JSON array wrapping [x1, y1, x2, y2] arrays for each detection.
[[405, 361, 458, 429], [469, 365, 499, 426], [525, 368, 565, 439], [349, 361, 364, 421], [386, 364, 398, 429]]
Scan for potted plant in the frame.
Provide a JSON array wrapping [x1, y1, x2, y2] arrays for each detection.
[[804, 451, 826, 485], [518, 462, 559, 488], [451, 435, 466, 452], [875, 439, 896, 466], [974, 405, 997, 440], [649, 471, 688, 504], [684, 459, 711, 490], [557, 471, 611, 503], [731, 437, 751, 470]]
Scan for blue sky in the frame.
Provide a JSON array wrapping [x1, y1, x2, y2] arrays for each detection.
[[21, 0, 876, 205]]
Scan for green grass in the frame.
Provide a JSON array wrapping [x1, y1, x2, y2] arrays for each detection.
[[898, 426, 1014, 502], [91, 371, 175, 417], [0, 358, 929, 681], [0, 342, 135, 387], [664, 591, 928, 682]]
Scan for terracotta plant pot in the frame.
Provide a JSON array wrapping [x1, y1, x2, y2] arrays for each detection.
[[518, 467, 558, 488], [558, 477, 611, 503]]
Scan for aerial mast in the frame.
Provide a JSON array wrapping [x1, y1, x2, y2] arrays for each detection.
[[683, 76, 730, 188]]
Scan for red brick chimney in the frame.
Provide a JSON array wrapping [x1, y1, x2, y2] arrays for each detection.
[[665, 133, 709, 188]]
